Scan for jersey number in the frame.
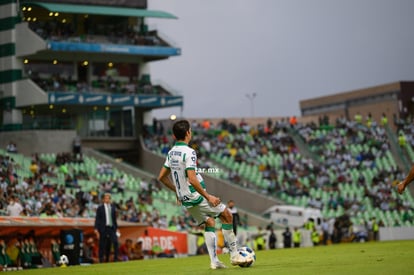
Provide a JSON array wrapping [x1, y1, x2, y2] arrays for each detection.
[[173, 171, 181, 189], [173, 171, 189, 201]]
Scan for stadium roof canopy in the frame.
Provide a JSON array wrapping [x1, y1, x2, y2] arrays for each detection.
[[24, 1, 178, 19]]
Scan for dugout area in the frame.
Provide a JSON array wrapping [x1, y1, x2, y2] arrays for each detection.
[[0, 216, 146, 266]]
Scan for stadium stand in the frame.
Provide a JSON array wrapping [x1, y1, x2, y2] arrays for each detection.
[[144, 117, 414, 229], [0, 148, 188, 224]]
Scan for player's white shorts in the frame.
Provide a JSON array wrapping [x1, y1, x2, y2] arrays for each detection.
[[187, 198, 226, 225]]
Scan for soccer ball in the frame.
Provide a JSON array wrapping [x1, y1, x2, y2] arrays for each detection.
[[237, 246, 256, 267], [59, 254, 69, 266]]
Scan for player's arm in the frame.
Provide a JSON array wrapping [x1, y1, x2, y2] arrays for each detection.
[[158, 166, 176, 193], [398, 165, 414, 194], [187, 169, 220, 206]]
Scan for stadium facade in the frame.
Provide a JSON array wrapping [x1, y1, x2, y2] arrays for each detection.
[[300, 81, 414, 126], [0, 0, 182, 142]]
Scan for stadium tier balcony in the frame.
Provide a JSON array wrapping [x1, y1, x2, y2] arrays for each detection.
[[26, 71, 171, 96], [19, 2, 180, 61], [27, 20, 167, 47]]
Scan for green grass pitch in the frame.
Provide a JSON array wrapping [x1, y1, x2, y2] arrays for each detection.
[[15, 240, 414, 275]]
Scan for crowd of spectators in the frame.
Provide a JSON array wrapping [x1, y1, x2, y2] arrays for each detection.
[[26, 70, 166, 98], [144, 115, 414, 228], [28, 73, 93, 94], [0, 143, 201, 268], [145, 117, 312, 195], [0, 148, 195, 229], [27, 19, 163, 47]]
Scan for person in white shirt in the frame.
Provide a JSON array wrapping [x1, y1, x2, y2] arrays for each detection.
[[6, 141, 17, 153], [6, 195, 23, 216]]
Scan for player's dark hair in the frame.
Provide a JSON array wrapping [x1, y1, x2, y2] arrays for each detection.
[[172, 120, 190, 140]]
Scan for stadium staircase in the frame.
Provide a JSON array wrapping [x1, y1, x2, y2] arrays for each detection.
[[287, 127, 321, 163], [384, 125, 411, 173], [82, 147, 155, 183], [383, 125, 414, 195]]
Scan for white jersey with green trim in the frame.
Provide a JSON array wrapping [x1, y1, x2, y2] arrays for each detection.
[[163, 142, 203, 207]]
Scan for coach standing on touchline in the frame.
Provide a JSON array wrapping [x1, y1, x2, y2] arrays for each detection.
[[94, 193, 119, 263]]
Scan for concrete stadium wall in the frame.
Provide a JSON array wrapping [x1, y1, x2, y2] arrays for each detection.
[[136, 137, 165, 175], [83, 147, 155, 182], [379, 226, 414, 241], [0, 130, 76, 155], [347, 100, 399, 124], [184, 116, 315, 127], [300, 82, 401, 109], [81, 137, 139, 151]]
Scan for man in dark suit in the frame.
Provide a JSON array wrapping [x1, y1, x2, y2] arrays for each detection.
[[94, 193, 119, 262]]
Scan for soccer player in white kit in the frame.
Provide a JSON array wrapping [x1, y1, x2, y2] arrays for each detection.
[[158, 120, 251, 269]]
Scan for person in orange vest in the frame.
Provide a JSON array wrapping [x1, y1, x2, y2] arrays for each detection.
[[289, 116, 297, 128], [201, 119, 211, 130]]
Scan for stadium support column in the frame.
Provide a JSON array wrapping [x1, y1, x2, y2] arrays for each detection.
[[139, 61, 154, 131], [134, 108, 144, 137], [87, 62, 93, 87], [73, 61, 78, 82], [344, 100, 350, 121], [0, 0, 23, 130], [139, 62, 151, 84]]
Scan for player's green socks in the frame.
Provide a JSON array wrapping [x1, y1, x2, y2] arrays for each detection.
[[222, 224, 238, 258], [204, 227, 219, 263]]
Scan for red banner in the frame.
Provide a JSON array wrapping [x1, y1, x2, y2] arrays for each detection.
[[137, 227, 188, 255]]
